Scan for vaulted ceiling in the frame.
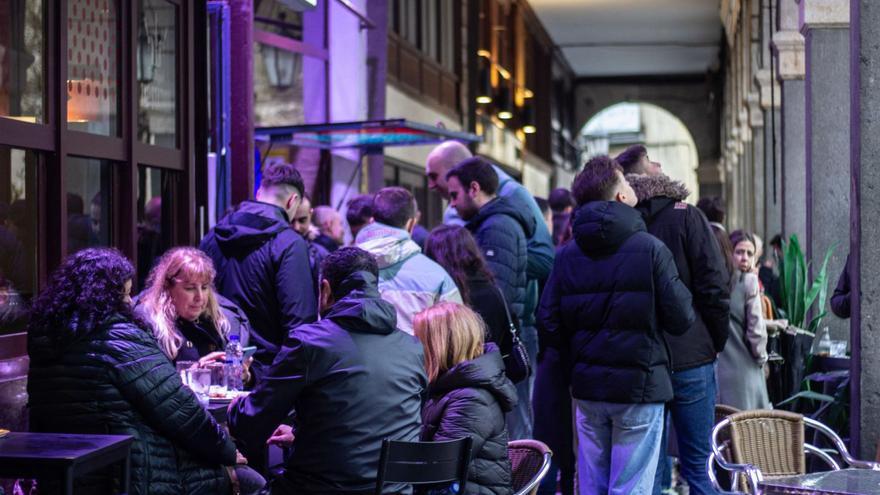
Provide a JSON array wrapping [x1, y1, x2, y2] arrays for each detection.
[[528, 0, 723, 77]]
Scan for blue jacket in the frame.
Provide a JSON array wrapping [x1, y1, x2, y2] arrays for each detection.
[[467, 196, 534, 325], [356, 222, 462, 334], [445, 164, 554, 282], [538, 201, 695, 404]]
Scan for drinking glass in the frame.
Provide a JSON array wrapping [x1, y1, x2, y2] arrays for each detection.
[[205, 361, 227, 397], [185, 368, 211, 405], [176, 360, 197, 385]]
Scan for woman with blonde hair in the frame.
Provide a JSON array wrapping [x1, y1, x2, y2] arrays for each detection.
[[415, 302, 516, 495], [136, 246, 252, 372]]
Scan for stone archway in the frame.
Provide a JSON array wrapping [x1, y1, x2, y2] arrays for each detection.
[[581, 102, 701, 200], [574, 75, 724, 198]]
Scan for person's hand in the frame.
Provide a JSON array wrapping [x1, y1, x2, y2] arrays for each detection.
[[235, 450, 248, 465], [198, 351, 226, 367], [267, 424, 295, 447], [241, 357, 254, 385]]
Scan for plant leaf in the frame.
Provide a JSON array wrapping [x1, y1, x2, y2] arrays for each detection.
[[776, 390, 835, 407]]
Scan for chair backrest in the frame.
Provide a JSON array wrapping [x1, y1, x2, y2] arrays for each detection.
[[375, 437, 473, 495], [715, 404, 741, 425], [508, 440, 553, 495], [727, 410, 806, 480]]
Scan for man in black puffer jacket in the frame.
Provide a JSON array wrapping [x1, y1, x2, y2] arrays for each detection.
[[626, 171, 731, 495], [538, 155, 695, 495], [229, 248, 426, 494], [422, 343, 517, 495], [200, 163, 317, 377]]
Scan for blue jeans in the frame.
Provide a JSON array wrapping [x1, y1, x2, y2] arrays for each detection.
[[653, 363, 718, 495], [575, 400, 665, 495], [506, 325, 538, 440]]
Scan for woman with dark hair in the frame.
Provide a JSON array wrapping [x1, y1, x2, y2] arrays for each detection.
[[27, 248, 246, 495], [424, 225, 511, 351], [716, 230, 772, 410]]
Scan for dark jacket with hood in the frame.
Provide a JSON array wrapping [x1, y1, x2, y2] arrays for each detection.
[[467, 196, 535, 324], [538, 201, 695, 403], [421, 345, 517, 495], [628, 174, 731, 370], [200, 200, 317, 376], [228, 271, 426, 494], [28, 314, 237, 495]]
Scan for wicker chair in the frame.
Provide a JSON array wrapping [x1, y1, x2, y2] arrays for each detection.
[[708, 409, 880, 494], [508, 440, 552, 495]]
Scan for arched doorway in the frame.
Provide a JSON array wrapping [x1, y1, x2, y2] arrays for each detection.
[[581, 102, 700, 201]]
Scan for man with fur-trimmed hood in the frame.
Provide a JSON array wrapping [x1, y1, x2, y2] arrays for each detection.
[[619, 145, 731, 495]]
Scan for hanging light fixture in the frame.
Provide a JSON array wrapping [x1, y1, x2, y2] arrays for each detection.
[[497, 84, 513, 120], [476, 52, 492, 104], [520, 102, 536, 134]]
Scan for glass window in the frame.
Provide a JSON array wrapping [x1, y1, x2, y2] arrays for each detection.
[[137, 166, 177, 290], [67, 0, 119, 135], [138, 0, 178, 147], [65, 157, 112, 253], [254, 2, 303, 127], [0, 0, 45, 123], [0, 146, 38, 335]]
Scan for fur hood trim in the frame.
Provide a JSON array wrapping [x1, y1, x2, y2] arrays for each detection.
[[626, 173, 690, 202]]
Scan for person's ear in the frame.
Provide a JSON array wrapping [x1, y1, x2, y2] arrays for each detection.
[[405, 217, 417, 234], [287, 192, 300, 211], [468, 180, 480, 198], [320, 279, 333, 309]]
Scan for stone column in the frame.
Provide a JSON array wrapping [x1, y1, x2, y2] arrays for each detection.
[[800, 0, 850, 341], [748, 92, 766, 238], [850, 0, 880, 459], [756, 69, 783, 239], [774, 0, 807, 245]]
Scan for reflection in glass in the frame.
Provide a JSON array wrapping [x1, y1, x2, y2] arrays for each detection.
[[65, 157, 112, 254], [254, 3, 303, 126], [0, 0, 45, 123], [138, 0, 177, 147], [0, 146, 38, 335], [67, 0, 119, 135], [137, 166, 177, 290]]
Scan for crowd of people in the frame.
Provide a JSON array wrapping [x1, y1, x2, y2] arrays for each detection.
[[20, 141, 801, 495]]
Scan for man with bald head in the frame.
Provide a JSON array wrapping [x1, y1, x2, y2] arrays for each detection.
[[426, 140, 555, 440]]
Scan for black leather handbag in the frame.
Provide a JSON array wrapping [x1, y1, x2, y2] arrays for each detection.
[[495, 286, 532, 384]]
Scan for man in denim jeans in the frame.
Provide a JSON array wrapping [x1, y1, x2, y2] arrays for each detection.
[[539, 155, 695, 494], [621, 144, 731, 495]]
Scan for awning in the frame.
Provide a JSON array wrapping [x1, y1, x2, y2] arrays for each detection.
[[254, 119, 481, 150]]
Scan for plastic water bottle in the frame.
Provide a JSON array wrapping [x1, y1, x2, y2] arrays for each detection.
[[813, 327, 833, 356], [225, 334, 244, 391]]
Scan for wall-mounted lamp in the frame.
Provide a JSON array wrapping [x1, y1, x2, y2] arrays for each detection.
[[476, 61, 492, 104], [497, 85, 513, 120], [520, 103, 536, 134]]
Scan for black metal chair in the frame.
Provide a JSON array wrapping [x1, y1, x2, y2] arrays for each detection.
[[374, 437, 473, 495]]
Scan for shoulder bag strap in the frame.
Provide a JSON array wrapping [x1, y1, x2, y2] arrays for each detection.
[[492, 285, 520, 349]]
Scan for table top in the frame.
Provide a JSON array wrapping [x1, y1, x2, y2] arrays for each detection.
[[0, 432, 134, 464], [760, 468, 880, 494]]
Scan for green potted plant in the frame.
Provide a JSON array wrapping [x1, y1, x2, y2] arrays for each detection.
[[777, 235, 835, 335]]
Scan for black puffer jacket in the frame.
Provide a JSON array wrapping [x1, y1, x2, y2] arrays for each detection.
[[229, 271, 426, 494], [467, 197, 535, 324], [628, 174, 731, 370], [200, 200, 317, 377], [27, 315, 237, 495], [538, 201, 695, 403], [421, 345, 517, 495]]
